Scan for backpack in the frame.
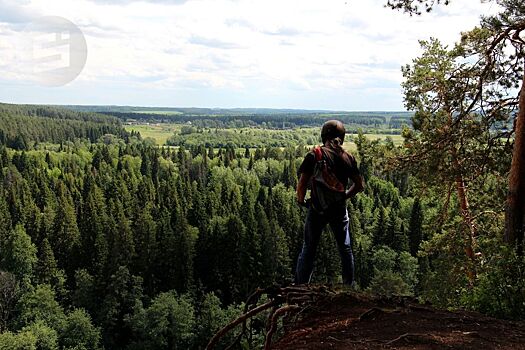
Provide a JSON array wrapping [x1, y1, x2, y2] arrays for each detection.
[[311, 146, 346, 214]]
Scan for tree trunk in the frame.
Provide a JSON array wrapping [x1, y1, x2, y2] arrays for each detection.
[[447, 109, 477, 282], [505, 67, 525, 255], [455, 173, 476, 282]]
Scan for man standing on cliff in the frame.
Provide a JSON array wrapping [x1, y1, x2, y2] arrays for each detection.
[[295, 120, 365, 286]]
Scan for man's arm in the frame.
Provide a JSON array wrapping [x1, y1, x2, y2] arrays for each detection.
[[346, 173, 365, 199], [296, 172, 311, 205]]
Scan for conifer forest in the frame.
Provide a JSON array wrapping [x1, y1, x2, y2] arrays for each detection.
[[0, 0, 524, 349]]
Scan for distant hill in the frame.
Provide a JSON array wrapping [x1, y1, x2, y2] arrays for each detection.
[[60, 105, 412, 117]]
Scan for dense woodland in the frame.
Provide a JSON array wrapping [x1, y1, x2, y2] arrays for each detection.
[[0, 101, 522, 350], [0, 104, 126, 150]]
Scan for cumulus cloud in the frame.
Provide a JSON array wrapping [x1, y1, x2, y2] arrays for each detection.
[[0, 0, 39, 24], [0, 0, 500, 109], [262, 27, 302, 37]]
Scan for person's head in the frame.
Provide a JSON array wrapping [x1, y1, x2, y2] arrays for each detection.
[[321, 120, 345, 144]]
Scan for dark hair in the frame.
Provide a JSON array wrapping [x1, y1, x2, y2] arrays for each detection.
[[327, 137, 344, 153]]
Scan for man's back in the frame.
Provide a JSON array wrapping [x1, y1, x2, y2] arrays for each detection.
[[298, 145, 360, 189]]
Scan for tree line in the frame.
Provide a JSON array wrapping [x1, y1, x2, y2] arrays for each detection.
[[103, 111, 411, 130], [0, 104, 127, 150]]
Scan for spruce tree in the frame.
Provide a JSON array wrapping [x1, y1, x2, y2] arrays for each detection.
[[409, 198, 423, 257], [51, 182, 81, 275]]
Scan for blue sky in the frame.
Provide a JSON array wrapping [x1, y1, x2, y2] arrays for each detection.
[[0, 0, 497, 110]]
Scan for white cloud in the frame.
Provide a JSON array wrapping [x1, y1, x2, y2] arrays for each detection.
[[0, 0, 499, 109], [0, 0, 38, 24]]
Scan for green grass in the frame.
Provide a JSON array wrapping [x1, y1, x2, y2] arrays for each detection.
[[125, 124, 181, 145], [348, 133, 404, 143], [344, 134, 404, 152]]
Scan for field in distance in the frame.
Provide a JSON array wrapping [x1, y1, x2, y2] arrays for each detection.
[[124, 123, 404, 151], [125, 123, 182, 145]]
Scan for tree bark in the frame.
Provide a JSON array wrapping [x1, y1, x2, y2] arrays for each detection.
[[447, 109, 477, 282], [455, 174, 476, 282], [505, 66, 525, 255]]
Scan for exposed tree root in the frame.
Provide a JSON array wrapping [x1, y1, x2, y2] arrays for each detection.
[[359, 306, 402, 321], [264, 305, 301, 350], [359, 307, 386, 321], [385, 332, 439, 345], [205, 284, 335, 350], [327, 335, 365, 344]]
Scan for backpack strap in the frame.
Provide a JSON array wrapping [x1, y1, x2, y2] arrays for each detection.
[[313, 146, 323, 162]]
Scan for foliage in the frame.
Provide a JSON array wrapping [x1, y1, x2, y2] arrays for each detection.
[[15, 285, 66, 331], [390, 0, 524, 317], [386, 0, 450, 16], [0, 104, 128, 150], [0, 271, 19, 332], [60, 309, 102, 350], [129, 292, 195, 350], [368, 246, 419, 296], [195, 293, 243, 349], [1, 225, 37, 286], [465, 249, 525, 320], [0, 329, 38, 350], [167, 127, 319, 148], [22, 321, 59, 350]]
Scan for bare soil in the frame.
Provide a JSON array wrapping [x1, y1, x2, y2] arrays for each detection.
[[272, 293, 525, 350]]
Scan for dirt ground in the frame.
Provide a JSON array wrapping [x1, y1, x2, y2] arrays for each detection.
[[272, 293, 525, 350]]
